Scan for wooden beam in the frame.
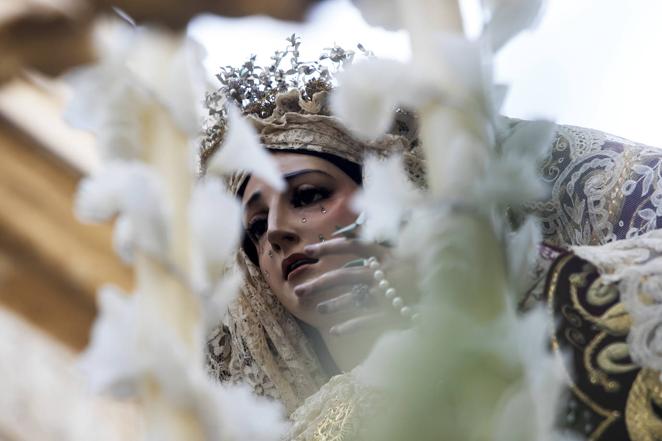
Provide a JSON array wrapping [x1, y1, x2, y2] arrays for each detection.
[[0, 117, 132, 350]]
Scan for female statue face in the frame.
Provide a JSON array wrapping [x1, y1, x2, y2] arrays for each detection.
[[241, 152, 361, 329]]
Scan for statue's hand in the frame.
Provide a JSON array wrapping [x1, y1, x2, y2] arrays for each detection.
[[293, 237, 417, 336]]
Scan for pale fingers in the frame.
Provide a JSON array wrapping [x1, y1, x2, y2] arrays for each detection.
[[294, 266, 372, 298], [303, 237, 387, 260], [317, 288, 376, 314], [329, 312, 387, 336]]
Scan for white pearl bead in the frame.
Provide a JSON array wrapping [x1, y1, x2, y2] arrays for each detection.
[[369, 260, 380, 270], [400, 306, 413, 318], [384, 288, 396, 299], [378, 279, 390, 290], [392, 297, 404, 309], [373, 270, 384, 281]]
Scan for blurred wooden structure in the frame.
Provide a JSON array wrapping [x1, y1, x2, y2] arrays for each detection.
[[0, 78, 132, 351], [0, 0, 318, 84], [0, 0, 318, 352]]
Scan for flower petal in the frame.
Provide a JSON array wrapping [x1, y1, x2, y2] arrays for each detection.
[[506, 216, 542, 294], [351, 154, 421, 243], [484, 0, 547, 52], [501, 120, 556, 162], [126, 28, 207, 135], [201, 382, 289, 441], [350, 0, 403, 31], [207, 105, 285, 192], [75, 161, 170, 259], [330, 59, 407, 140], [78, 285, 140, 398], [189, 176, 243, 282]]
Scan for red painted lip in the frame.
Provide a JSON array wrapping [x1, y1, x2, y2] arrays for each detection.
[[282, 253, 318, 281]]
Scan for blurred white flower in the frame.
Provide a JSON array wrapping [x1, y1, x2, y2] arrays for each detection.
[[471, 119, 556, 206], [125, 28, 207, 135], [80, 286, 204, 405], [78, 285, 141, 398], [501, 120, 556, 162], [112, 214, 135, 263], [472, 153, 546, 206], [207, 105, 285, 192], [484, 0, 547, 52], [494, 307, 569, 441], [75, 161, 170, 259], [65, 62, 147, 161], [430, 33, 487, 105], [199, 382, 289, 441], [351, 154, 421, 243], [330, 59, 401, 140], [200, 270, 243, 336], [350, 0, 403, 30], [65, 19, 207, 161], [506, 216, 542, 294], [331, 59, 443, 140], [189, 177, 243, 277]]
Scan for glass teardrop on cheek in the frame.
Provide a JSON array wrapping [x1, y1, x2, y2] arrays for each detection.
[[320, 206, 327, 214], [301, 217, 307, 223]]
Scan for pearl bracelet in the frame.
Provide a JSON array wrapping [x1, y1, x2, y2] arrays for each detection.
[[365, 257, 419, 323]]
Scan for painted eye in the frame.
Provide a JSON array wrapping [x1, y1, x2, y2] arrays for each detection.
[[247, 217, 267, 242], [292, 186, 330, 207]]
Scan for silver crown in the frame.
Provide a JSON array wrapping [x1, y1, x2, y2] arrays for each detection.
[[201, 36, 372, 152], [200, 35, 418, 172]]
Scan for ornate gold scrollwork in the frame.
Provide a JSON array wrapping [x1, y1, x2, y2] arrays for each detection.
[[626, 369, 662, 441]]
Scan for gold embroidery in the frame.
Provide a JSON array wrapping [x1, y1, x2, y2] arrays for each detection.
[[312, 399, 358, 441], [597, 303, 632, 336], [587, 278, 619, 307], [596, 342, 637, 375], [546, 255, 621, 439], [584, 332, 620, 392], [625, 369, 662, 441]]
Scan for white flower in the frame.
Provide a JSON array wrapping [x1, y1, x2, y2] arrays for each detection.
[[484, 0, 547, 52], [125, 27, 207, 135], [75, 161, 170, 260], [350, 0, 403, 30], [331, 59, 441, 140], [429, 33, 487, 105], [65, 19, 207, 162], [199, 382, 289, 441], [506, 216, 542, 294], [470, 120, 556, 206], [207, 105, 285, 192], [425, 126, 490, 196], [472, 153, 547, 206], [351, 154, 421, 243], [200, 270, 243, 336], [494, 307, 569, 441], [78, 285, 141, 398], [64, 20, 150, 161], [189, 177, 243, 278], [65, 63, 148, 161], [112, 214, 135, 263], [80, 285, 201, 404], [501, 120, 556, 162]]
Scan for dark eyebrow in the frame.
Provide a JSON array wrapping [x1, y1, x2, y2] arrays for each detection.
[[282, 168, 333, 181], [243, 169, 333, 213]]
